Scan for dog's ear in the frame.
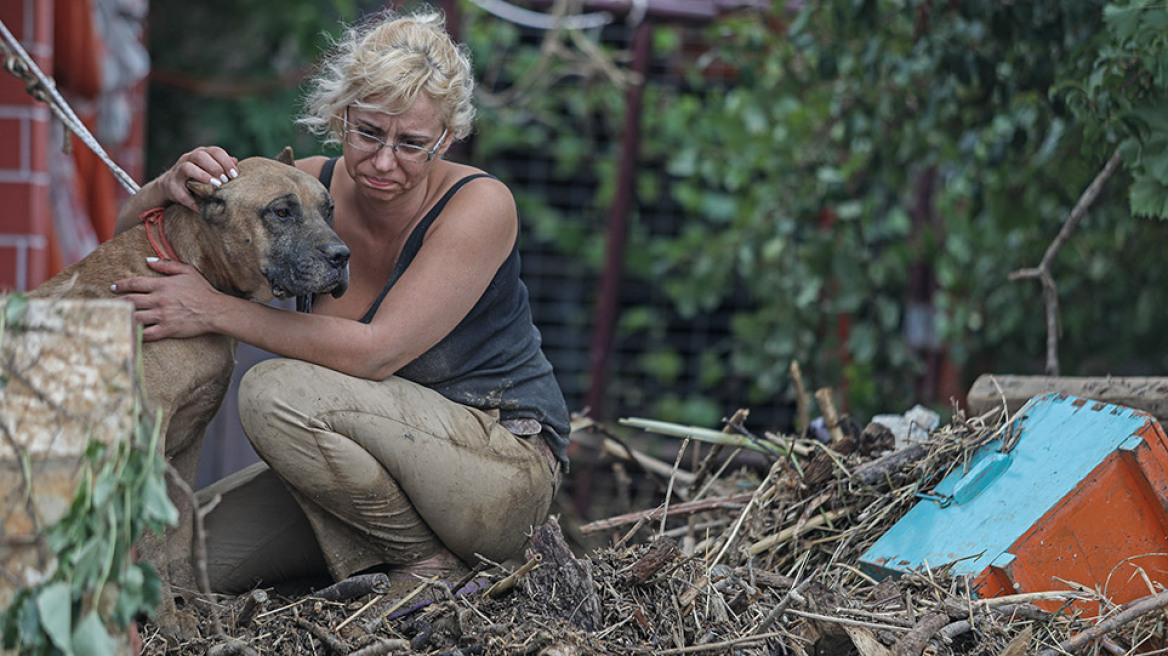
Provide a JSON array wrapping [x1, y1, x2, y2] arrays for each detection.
[[276, 146, 295, 165], [186, 179, 226, 222]]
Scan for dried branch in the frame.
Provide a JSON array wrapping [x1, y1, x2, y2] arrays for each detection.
[[660, 437, 692, 535], [167, 466, 226, 638], [311, 573, 390, 602], [755, 576, 815, 634], [1009, 148, 1123, 375], [1035, 589, 1168, 656], [579, 493, 753, 536], [487, 554, 543, 598], [690, 408, 749, 495], [747, 508, 849, 556], [711, 459, 785, 567], [851, 443, 931, 486], [791, 361, 810, 439], [293, 616, 347, 653], [815, 387, 847, 447], [893, 611, 951, 656]]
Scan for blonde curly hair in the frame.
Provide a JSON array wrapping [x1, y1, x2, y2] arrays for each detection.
[[297, 7, 476, 145]]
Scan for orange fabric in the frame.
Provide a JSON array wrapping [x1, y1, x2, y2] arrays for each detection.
[[73, 122, 120, 242], [54, 0, 102, 100], [53, 0, 120, 244], [44, 206, 63, 284]]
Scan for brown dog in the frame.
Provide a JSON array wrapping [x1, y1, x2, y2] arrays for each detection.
[[30, 149, 349, 638]]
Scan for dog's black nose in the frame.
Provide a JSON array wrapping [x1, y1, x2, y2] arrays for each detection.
[[323, 242, 351, 269]]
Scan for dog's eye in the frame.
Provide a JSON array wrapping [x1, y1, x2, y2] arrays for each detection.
[[275, 208, 290, 219]]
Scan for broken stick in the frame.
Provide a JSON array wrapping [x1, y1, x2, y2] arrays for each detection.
[[579, 492, 753, 536], [1034, 589, 1168, 656], [814, 387, 847, 449]]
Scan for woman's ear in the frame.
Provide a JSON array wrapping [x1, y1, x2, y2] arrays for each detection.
[[436, 133, 454, 158]]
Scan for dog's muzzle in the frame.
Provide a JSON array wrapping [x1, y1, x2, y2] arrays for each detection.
[[266, 240, 351, 299], [320, 242, 351, 298]]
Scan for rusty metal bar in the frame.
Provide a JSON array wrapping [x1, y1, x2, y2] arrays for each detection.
[[584, 19, 653, 421]]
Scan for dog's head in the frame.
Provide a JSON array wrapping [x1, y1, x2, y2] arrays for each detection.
[[184, 149, 350, 302]]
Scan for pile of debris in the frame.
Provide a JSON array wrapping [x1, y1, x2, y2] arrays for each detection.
[[141, 403, 1168, 655]]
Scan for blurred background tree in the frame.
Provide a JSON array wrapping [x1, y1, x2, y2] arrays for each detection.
[[144, 0, 1168, 433]]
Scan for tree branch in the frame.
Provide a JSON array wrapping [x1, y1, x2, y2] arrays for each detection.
[[1035, 589, 1168, 656], [1009, 148, 1123, 375]]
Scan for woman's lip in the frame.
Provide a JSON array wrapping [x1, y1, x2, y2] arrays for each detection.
[[364, 175, 396, 189]]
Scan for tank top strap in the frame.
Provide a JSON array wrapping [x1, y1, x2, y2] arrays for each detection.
[[406, 173, 493, 246], [358, 173, 495, 323], [300, 172, 494, 318], [318, 157, 339, 190]]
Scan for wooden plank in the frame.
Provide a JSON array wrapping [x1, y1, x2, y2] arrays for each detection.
[[967, 374, 1168, 422]]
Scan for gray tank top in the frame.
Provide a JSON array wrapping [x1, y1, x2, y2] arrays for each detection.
[[302, 159, 571, 466]]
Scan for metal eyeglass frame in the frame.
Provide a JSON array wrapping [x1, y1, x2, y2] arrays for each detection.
[[340, 108, 448, 163]]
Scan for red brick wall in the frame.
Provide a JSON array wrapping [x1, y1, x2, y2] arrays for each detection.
[[0, 0, 54, 292]]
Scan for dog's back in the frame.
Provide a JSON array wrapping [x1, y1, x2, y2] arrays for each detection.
[[25, 153, 349, 640]]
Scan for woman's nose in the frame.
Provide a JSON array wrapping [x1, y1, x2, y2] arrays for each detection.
[[371, 144, 401, 170]]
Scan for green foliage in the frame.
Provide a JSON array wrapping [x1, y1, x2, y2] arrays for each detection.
[[1087, 1, 1168, 217], [2, 292, 28, 328], [463, 0, 1168, 422], [637, 1, 1114, 415], [0, 394, 175, 654], [139, 0, 1168, 425], [143, 0, 368, 175]]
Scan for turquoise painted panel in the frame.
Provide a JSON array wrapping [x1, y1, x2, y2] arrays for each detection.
[[860, 394, 1151, 579]]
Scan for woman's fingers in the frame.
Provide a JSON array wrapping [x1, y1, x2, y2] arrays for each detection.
[[180, 146, 239, 185], [164, 147, 240, 211], [110, 275, 153, 296], [109, 259, 219, 341], [145, 257, 194, 275]]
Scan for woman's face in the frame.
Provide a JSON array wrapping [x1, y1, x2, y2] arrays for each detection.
[[342, 94, 449, 201]]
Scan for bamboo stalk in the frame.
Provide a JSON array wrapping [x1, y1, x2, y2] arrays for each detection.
[[580, 492, 754, 535], [748, 508, 849, 555], [620, 417, 809, 457], [601, 436, 698, 485], [486, 554, 542, 598], [814, 387, 846, 447]]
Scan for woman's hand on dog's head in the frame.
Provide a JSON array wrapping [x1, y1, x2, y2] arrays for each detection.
[[163, 146, 241, 212]]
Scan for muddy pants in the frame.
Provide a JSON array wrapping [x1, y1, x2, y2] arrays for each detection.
[[197, 358, 559, 594]]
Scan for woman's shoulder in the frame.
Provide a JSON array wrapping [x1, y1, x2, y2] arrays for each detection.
[[294, 155, 332, 179], [434, 160, 511, 201], [436, 159, 492, 182], [428, 162, 517, 234]]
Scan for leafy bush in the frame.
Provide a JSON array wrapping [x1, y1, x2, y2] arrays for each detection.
[[0, 296, 176, 655], [466, 0, 1168, 420], [140, 0, 1168, 424]]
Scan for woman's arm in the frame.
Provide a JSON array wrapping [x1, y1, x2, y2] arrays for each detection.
[[112, 176, 518, 381]]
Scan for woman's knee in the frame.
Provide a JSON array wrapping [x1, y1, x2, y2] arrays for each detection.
[[241, 357, 300, 398], [239, 359, 316, 451]]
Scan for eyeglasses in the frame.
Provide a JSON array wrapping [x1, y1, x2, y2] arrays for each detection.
[[340, 109, 448, 163]]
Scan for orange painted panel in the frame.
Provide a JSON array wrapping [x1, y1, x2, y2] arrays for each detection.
[[972, 426, 1168, 615]]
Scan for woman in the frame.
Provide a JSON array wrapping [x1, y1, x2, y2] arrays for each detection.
[[111, 7, 569, 594]]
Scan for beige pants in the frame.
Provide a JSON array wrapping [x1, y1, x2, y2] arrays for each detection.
[[197, 358, 558, 593]]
